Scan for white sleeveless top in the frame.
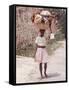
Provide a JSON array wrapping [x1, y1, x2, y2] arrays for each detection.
[[35, 36, 46, 46]]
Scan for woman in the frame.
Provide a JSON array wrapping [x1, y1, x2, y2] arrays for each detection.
[[35, 29, 48, 79]]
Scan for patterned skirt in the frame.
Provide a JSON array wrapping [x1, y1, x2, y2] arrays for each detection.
[[35, 48, 48, 63]]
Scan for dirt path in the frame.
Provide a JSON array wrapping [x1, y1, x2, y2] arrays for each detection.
[[16, 41, 66, 83]]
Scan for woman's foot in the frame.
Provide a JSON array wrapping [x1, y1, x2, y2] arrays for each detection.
[[39, 76, 44, 80], [41, 75, 44, 79]]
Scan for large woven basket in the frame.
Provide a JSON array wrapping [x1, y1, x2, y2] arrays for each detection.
[[34, 10, 52, 30]]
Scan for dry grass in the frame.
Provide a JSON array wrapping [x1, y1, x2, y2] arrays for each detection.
[[16, 39, 64, 57]]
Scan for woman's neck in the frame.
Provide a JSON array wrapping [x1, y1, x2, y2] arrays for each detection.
[[40, 35, 44, 37]]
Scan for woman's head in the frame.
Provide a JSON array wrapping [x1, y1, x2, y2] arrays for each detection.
[[39, 29, 45, 37]]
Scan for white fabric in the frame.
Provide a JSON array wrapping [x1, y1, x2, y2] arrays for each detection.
[[35, 36, 46, 46], [40, 10, 51, 16], [50, 33, 55, 39], [35, 48, 48, 63]]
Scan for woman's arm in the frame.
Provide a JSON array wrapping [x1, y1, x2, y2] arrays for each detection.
[[34, 44, 37, 60], [35, 44, 37, 53]]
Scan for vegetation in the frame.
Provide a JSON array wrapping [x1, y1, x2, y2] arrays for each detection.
[[16, 7, 66, 57]]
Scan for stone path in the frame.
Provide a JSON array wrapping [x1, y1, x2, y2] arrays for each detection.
[[16, 41, 66, 83]]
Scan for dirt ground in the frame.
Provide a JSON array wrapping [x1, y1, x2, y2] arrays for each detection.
[[16, 40, 66, 83]]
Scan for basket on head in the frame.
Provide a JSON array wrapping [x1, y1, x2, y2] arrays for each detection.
[[32, 10, 53, 30]]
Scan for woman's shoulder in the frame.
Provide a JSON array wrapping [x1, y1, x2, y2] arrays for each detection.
[[36, 36, 40, 39]]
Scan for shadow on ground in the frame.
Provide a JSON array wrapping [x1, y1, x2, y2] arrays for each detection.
[[47, 72, 60, 78]]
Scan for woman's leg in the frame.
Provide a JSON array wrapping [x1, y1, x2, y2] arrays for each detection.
[[39, 63, 43, 78], [44, 63, 48, 77]]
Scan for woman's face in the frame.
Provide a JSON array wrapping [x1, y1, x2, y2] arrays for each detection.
[[40, 29, 45, 37]]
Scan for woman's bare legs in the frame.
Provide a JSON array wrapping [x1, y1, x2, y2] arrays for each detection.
[[44, 63, 48, 77], [39, 63, 43, 78]]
